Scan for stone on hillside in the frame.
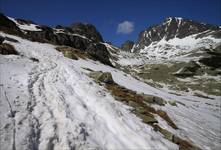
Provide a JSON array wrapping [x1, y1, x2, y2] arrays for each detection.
[[142, 94, 167, 106], [0, 35, 5, 44], [168, 100, 177, 106], [159, 128, 174, 141], [138, 114, 158, 124], [128, 101, 140, 108], [0, 43, 18, 55], [89, 71, 114, 84], [64, 51, 78, 60]]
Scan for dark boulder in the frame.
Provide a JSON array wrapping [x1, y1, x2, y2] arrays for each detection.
[[4, 36, 19, 43], [0, 43, 19, 55], [0, 35, 5, 44]]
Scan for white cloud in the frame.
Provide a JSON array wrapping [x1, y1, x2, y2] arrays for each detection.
[[117, 21, 134, 34]]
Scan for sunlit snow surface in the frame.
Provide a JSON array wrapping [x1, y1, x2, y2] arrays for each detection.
[[0, 32, 220, 150], [8, 17, 42, 31], [131, 32, 221, 62]]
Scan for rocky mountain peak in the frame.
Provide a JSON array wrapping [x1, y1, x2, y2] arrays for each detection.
[[121, 40, 134, 52], [133, 17, 220, 51], [70, 22, 104, 42]]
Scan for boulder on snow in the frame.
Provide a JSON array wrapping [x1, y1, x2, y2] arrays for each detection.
[[138, 113, 158, 124], [168, 100, 177, 106], [142, 94, 167, 106], [0, 35, 5, 44], [89, 71, 114, 84], [0, 43, 18, 55]]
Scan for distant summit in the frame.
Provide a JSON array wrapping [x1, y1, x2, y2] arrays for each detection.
[[133, 17, 221, 51]]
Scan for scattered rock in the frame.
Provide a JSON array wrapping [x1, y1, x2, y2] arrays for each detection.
[[153, 124, 174, 141], [142, 94, 167, 106], [157, 110, 178, 129], [5, 36, 19, 43], [0, 35, 5, 44], [168, 100, 177, 106], [153, 124, 200, 150], [138, 113, 158, 124], [0, 43, 19, 55], [30, 57, 39, 62], [89, 71, 114, 84]]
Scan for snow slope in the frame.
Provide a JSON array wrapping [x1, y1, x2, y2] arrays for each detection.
[[8, 17, 42, 31], [0, 32, 178, 150], [135, 32, 221, 61], [1, 32, 220, 150]]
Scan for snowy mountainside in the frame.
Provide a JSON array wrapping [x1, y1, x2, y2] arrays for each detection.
[[132, 17, 221, 53], [0, 14, 221, 150], [1, 31, 221, 150], [109, 17, 221, 97], [0, 32, 179, 150]]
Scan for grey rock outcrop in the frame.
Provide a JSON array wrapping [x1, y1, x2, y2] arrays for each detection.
[[0, 13, 112, 66], [86, 43, 112, 66], [121, 40, 134, 52], [70, 23, 103, 42]]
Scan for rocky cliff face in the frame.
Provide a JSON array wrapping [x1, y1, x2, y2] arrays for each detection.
[[0, 13, 112, 66], [133, 17, 221, 51], [70, 23, 104, 42], [121, 40, 134, 52]]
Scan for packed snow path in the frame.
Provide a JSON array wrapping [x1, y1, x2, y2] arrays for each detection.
[[0, 32, 220, 150]]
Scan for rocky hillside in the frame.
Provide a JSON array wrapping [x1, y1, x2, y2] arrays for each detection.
[[107, 17, 221, 98], [0, 13, 112, 66]]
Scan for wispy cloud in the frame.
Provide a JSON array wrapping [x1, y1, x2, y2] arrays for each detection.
[[117, 21, 134, 34]]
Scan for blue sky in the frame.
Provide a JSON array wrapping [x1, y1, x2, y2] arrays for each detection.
[[1, 0, 220, 46]]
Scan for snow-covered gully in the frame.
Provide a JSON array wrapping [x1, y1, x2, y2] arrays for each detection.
[[0, 32, 220, 150]]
